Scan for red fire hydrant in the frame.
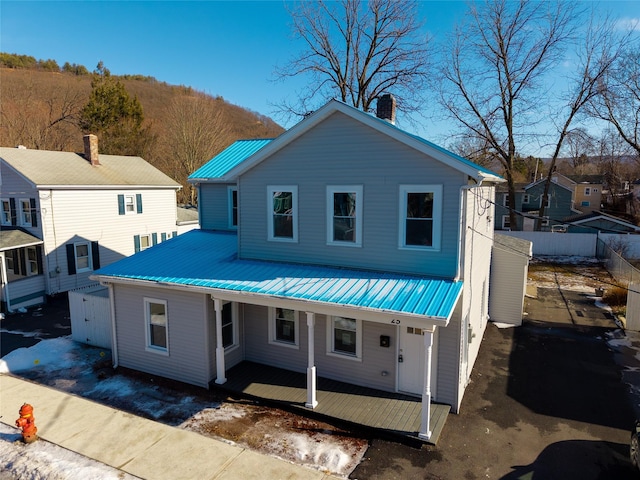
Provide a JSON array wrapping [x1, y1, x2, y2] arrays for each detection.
[[15, 403, 38, 443]]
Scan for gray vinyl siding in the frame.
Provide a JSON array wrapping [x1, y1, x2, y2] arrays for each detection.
[[199, 183, 235, 231], [113, 285, 210, 387], [434, 302, 463, 412], [237, 112, 463, 278], [242, 304, 397, 392]]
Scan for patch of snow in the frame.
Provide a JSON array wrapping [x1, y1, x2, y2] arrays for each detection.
[[492, 322, 517, 329], [0, 423, 138, 480], [0, 336, 76, 374]]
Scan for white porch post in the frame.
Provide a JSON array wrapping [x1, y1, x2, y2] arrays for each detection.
[[213, 298, 227, 384], [305, 311, 318, 409], [419, 329, 434, 440]]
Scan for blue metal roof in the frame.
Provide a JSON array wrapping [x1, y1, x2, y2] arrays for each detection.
[[188, 139, 273, 181], [94, 230, 462, 321]]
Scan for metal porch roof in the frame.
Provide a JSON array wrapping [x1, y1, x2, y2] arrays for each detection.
[[93, 230, 462, 320], [188, 139, 273, 182]]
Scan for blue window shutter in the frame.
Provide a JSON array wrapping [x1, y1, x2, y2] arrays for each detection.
[[152, 233, 158, 245], [161, 233, 167, 242], [66, 244, 76, 275], [19, 249, 26, 275], [30, 198, 38, 227], [91, 241, 100, 270], [118, 195, 125, 215], [10, 250, 19, 274], [9, 198, 17, 226], [36, 245, 43, 274], [136, 194, 143, 214], [172, 231, 177, 238], [134, 235, 141, 253]]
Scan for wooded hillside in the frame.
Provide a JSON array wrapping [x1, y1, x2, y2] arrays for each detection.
[[0, 56, 284, 204]]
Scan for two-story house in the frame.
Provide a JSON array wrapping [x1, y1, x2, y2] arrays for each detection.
[[92, 98, 504, 441], [0, 135, 181, 312]]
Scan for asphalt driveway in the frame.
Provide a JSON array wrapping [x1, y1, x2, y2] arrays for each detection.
[[352, 286, 639, 479]]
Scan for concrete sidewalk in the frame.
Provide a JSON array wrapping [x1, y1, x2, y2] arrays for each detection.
[[0, 374, 338, 480]]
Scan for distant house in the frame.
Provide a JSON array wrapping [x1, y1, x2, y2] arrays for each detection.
[[567, 175, 604, 214], [0, 135, 181, 311], [92, 98, 505, 441], [563, 211, 640, 234]]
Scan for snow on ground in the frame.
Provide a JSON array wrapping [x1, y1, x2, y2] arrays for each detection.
[[0, 423, 139, 480], [528, 256, 608, 293], [0, 335, 368, 478]]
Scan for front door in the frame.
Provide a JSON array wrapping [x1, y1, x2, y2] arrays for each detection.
[[398, 326, 438, 397]]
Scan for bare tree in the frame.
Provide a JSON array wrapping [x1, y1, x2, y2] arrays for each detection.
[[561, 128, 596, 175], [588, 43, 640, 159], [435, 1, 627, 230], [164, 94, 231, 205], [276, 0, 429, 121]]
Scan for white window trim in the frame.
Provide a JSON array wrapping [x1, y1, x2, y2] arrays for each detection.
[[139, 234, 151, 251], [0, 198, 11, 226], [144, 297, 169, 355], [522, 194, 530, 204], [227, 186, 238, 229], [502, 193, 509, 206], [326, 316, 362, 362], [267, 185, 298, 242], [74, 241, 93, 273], [26, 246, 39, 276], [222, 301, 239, 352], [501, 215, 511, 230], [398, 185, 442, 251], [326, 185, 363, 247], [541, 216, 550, 227], [584, 187, 591, 196], [268, 307, 299, 349], [124, 194, 136, 214], [19, 198, 32, 227]]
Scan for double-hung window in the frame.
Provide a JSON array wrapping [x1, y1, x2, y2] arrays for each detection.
[[327, 186, 362, 246], [145, 298, 168, 353], [228, 187, 238, 229], [221, 302, 238, 349], [74, 242, 92, 272], [399, 185, 442, 250], [118, 194, 143, 215], [327, 316, 362, 360], [502, 215, 511, 230], [1, 199, 11, 225], [268, 186, 298, 242], [268, 307, 299, 348], [26, 247, 39, 275], [19, 199, 32, 227]]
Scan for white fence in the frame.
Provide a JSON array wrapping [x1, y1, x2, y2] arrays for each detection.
[[501, 232, 640, 258], [69, 286, 112, 349]]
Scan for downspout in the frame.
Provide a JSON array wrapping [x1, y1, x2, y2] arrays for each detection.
[[455, 181, 477, 280], [106, 283, 119, 368]]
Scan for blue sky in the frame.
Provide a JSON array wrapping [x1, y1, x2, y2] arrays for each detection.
[[1, 1, 639, 154]]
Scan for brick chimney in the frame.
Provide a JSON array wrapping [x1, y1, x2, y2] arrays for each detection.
[[83, 134, 100, 166], [376, 94, 396, 124]]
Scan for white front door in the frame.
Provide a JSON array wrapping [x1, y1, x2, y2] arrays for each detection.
[[398, 326, 438, 397]]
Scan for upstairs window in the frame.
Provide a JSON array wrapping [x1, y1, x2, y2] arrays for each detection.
[[584, 187, 591, 196], [228, 187, 238, 229], [399, 185, 442, 250], [66, 241, 100, 275], [327, 186, 363, 247], [0, 199, 11, 226], [19, 198, 35, 227], [118, 194, 143, 215], [268, 186, 298, 242]]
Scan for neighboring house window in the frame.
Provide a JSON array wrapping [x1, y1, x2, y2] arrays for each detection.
[[19, 198, 36, 227], [502, 193, 509, 206], [268, 307, 299, 348], [145, 298, 168, 353], [581, 201, 590, 207], [326, 185, 363, 246], [593, 188, 599, 193], [327, 316, 362, 360], [501, 215, 511, 230], [522, 194, 530, 204], [584, 187, 591, 196], [399, 185, 442, 250], [221, 302, 238, 349], [1, 199, 11, 225], [26, 247, 39, 275], [540, 194, 551, 208], [228, 187, 238, 229], [6, 252, 14, 272], [268, 186, 298, 242], [541, 216, 550, 227], [118, 194, 143, 215], [134, 234, 157, 252], [66, 241, 100, 275]]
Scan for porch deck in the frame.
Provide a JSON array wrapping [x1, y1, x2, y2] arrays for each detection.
[[213, 361, 450, 444]]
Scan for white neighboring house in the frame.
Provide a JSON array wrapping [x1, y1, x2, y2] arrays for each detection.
[[0, 135, 181, 311]]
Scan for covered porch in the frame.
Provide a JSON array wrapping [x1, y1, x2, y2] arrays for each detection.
[[213, 360, 450, 444]]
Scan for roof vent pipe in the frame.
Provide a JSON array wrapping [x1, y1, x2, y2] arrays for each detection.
[[376, 94, 396, 125], [83, 134, 100, 166]]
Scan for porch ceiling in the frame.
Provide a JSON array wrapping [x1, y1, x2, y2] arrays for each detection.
[[93, 230, 463, 323]]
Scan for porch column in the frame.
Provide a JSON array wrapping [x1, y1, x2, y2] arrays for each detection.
[[305, 311, 318, 409], [419, 329, 434, 440], [213, 298, 227, 384]]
